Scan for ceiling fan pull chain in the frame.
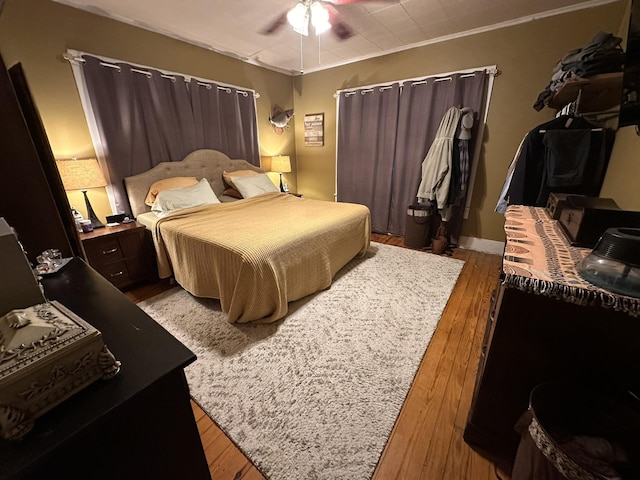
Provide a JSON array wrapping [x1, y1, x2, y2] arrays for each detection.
[[300, 34, 304, 74]]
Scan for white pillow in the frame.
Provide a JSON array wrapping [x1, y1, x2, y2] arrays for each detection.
[[231, 173, 279, 198], [151, 178, 220, 217]]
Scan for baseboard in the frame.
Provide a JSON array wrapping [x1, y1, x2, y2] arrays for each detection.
[[457, 236, 504, 255]]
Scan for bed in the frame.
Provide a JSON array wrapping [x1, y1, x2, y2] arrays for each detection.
[[124, 149, 371, 323]]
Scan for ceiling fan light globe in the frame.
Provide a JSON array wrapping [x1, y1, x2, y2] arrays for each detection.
[[310, 1, 331, 34], [287, 3, 310, 36], [293, 22, 309, 36], [314, 19, 331, 35], [310, 2, 329, 21]]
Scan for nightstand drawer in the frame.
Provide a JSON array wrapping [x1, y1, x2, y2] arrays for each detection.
[[84, 237, 124, 266], [99, 260, 132, 288]]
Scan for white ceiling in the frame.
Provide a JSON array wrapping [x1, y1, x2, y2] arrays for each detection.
[[53, 0, 618, 75]]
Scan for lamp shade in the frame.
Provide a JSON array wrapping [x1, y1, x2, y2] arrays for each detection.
[[56, 159, 107, 191], [270, 155, 291, 173]]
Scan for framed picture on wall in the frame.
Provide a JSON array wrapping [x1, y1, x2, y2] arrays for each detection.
[[304, 113, 324, 147]]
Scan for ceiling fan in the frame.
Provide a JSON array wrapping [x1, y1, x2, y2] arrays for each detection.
[[261, 0, 389, 41]]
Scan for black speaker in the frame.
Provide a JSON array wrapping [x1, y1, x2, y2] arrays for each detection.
[[106, 214, 127, 224]]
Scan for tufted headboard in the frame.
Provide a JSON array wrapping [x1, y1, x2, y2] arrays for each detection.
[[123, 149, 264, 218]]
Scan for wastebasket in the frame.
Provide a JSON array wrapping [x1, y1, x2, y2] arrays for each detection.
[[404, 203, 432, 249], [512, 383, 640, 480]]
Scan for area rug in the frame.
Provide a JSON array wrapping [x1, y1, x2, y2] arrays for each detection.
[[138, 243, 464, 479]]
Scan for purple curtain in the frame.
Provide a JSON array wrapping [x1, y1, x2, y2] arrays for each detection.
[[391, 72, 488, 235], [336, 84, 400, 233], [190, 80, 259, 165], [337, 71, 488, 236], [80, 55, 258, 215]]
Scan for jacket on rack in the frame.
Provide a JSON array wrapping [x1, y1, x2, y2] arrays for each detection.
[[497, 115, 609, 210], [416, 106, 461, 209]]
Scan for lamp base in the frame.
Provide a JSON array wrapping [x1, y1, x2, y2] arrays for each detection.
[[279, 172, 286, 193], [82, 190, 104, 229]]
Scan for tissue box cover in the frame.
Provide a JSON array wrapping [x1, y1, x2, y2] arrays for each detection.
[[0, 301, 120, 440]]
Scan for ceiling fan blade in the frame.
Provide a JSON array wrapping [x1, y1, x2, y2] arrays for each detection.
[[325, 0, 399, 4], [322, 0, 398, 40], [260, 11, 288, 35], [331, 19, 354, 40], [326, 4, 354, 40]]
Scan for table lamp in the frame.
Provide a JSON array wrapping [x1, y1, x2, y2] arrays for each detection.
[[56, 159, 107, 228], [270, 155, 291, 192]]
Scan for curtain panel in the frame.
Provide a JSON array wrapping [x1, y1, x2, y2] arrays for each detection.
[[79, 55, 259, 215], [190, 80, 259, 164], [336, 84, 400, 233], [337, 70, 488, 236]]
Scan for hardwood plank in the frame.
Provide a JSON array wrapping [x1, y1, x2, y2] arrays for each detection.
[[192, 400, 206, 423], [455, 257, 501, 429], [196, 413, 215, 437], [447, 255, 502, 479], [372, 252, 484, 478], [209, 444, 257, 480], [420, 253, 498, 478], [447, 426, 493, 480], [412, 256, 487, 477], [124, 277, 173, 302], [238, 466, 269, 480], [204, 430, 238, 467], [199, 421, 225, 453], [129, 233, 506, 479]]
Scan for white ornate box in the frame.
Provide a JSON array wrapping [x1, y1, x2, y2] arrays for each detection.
[[0, 301, 121, 440]]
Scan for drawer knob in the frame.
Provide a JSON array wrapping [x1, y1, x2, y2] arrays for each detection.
[[110, 271, 124, 278], [102, 247, 118, 255]]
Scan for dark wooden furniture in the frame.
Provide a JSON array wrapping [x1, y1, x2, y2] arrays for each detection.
[[464, 208, 640, 473], [0, 258, 210, 480], [0, 54, 83, 264], [80, 222, 157, 290]]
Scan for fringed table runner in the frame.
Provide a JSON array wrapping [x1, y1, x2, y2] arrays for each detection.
[[503, 205, 640, 317]]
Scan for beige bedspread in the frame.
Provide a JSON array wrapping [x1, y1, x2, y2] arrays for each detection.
[[151, 192, 371, 323]]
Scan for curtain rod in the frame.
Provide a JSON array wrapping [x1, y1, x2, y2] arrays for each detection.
[[334, 65, 499, 98], [63, 51, 260, 98]]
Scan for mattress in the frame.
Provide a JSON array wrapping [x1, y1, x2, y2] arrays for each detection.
[[149, 192, 371, 323]]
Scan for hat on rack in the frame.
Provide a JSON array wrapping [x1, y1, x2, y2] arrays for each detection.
[[459, 108, 474, 140]]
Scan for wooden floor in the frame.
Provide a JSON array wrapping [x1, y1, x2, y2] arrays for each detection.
[[126, 234, 506, 479]]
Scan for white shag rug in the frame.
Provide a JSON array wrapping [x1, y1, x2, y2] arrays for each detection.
[[138, 243, 464, 479]]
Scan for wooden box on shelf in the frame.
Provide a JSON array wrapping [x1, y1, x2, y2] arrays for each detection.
[[80, 221, 156, 290]]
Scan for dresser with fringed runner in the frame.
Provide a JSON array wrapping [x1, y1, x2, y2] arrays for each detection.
[[463, 205, 640, 473]]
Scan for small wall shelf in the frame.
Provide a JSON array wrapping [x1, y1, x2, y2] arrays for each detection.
[[547, 72, 623, 113]]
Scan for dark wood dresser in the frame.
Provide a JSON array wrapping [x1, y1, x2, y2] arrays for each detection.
[[464, 206, 640, 472], [0, 259, 210, 480]]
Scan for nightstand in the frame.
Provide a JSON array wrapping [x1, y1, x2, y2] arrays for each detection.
[[79, 222, 156, 290]]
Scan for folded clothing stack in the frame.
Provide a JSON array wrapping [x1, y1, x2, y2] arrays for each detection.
[[533, 31, 625, 111]]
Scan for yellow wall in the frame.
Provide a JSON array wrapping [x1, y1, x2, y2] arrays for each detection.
[[599, 124, 640, 209], [599, 1, 640, 211], [0, 0, 634, 241], [293, 1, 630, 241]]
